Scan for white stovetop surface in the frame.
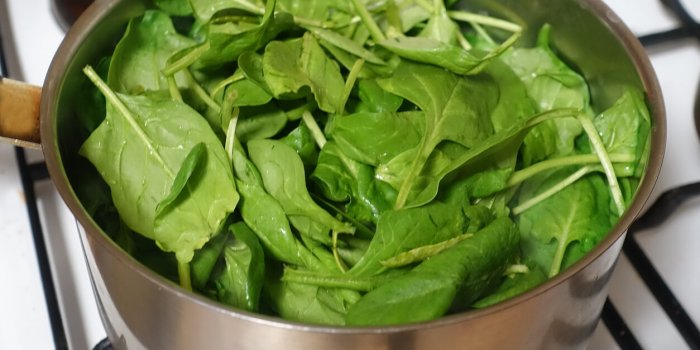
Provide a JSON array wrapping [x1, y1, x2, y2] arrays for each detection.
[[1, 0, 699, 349]]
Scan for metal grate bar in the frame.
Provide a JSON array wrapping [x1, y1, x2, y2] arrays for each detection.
[[602, 300, 643, 350], [15, 148, 69, 350], [1, 19, 69, 350], [623, 183, 700, 350]]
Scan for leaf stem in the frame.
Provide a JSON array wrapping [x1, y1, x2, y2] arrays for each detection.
[[210, 71, 245, 98], [512, 165, 598, 215], [162, 42, 210, 76], [349, 0, 386, 43], [183, 69, 221, 113], [380, 232, 474, 268], [167, 75, 183, 102], [507, 153, 635, 188], [302, 110, 327, 148], [225, 111, 240, 166], [577, 115, 626, 215], [332, 230, 348, 273], [178, 260, 192, 291], [448, 10, 522, 33], [340, 59, 365, 115], [282, 268, 373, 291]]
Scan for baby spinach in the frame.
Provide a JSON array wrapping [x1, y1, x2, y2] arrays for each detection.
[[518, 171, 612, 277], [248, 139, 355, 244], [375, 60, 499, 208], [108, 10, 196, 95], [262, 33, 346, 114], [81, 0, 653, 326], [81, 66, 239, 289], [212, 222, 265, 312], [345, 217, 519, 325], [195, 0, 294, 70]]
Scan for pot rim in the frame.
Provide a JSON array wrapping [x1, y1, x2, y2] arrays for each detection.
[[39, 0, 666, 334]]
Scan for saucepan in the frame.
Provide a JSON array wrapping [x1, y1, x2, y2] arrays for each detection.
[[0, 0, 665, 349]]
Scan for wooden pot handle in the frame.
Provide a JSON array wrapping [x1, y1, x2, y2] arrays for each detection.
[[0, 76, 42, 149]]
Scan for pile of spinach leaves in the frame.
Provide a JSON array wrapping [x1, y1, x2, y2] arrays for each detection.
[[78, 0, 651, 326]]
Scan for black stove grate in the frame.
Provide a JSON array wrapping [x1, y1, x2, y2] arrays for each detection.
[[1, 1, 698, 349], [598, 1, 700, 349]]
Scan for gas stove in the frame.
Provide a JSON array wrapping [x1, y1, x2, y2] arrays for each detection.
[[0, 0, 698, 349]]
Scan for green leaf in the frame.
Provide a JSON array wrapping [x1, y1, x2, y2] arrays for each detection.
[[264, 276, 346, 325], [277, 0, 353, 23], [189, 0, 263, 22], [236, 105, 288, 142], [191, 228, 229, 290], [108, 10, 197, 94], [345, 217, 519, 325], [378, 109, 576, 209], [349, 201, 467, 278], [247, 139, 355, 244], [153, 0, 192, 16], [311, 142, 396, 224], [502, 25, 587, 165], [593, 89, 651, 176], [262, 33, 346, 114], [213, 222, 266, 311], [375, 60, 498, 208], [517, 172, 612, 277], [195, 0, 294, 70], [80, 68, 239, 264], [354, 79, 404, 114], [236, 180, 306, 267], [156, 142, 207, 217], [282, 122, 320, 170], [310, 28, 386, 65], [330, 110, 424, 166]]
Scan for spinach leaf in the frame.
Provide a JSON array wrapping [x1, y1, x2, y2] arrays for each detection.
[[264, 276, 346, 325], [349, 201, 467, 278], [375, 60, 499, 208], [247, 139, 355, 244], [108, 10, 197, 94], [311, 142, 396, 224], [156, 142, 207, 217], [282, 122, 319, 170], [517, 171, 612, 277], [502, 25, 587, 165], [592, 89, 651, 176], [236, 180, 307, 267], [354, 79, 404, 114], [213, 222, 265, 312], [153, 0, 192, 16], [189, 0, 263, 22], [345, 217, 519, 325], [195, 0, 294, 70], [236, 105, 288, 142], [262, 33, 346, 114], [191, 228, 229, 290], [379, 109, 577, 209], [330, 110, 424, 166], [80, 67, 239, 267], [227, 77, 273, 107], [310, 28, 386, 65]]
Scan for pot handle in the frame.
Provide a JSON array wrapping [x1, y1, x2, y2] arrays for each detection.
[[0, 76, 42, 150]]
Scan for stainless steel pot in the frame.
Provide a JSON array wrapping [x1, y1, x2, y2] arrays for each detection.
[[0, 0, 665, 349]]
